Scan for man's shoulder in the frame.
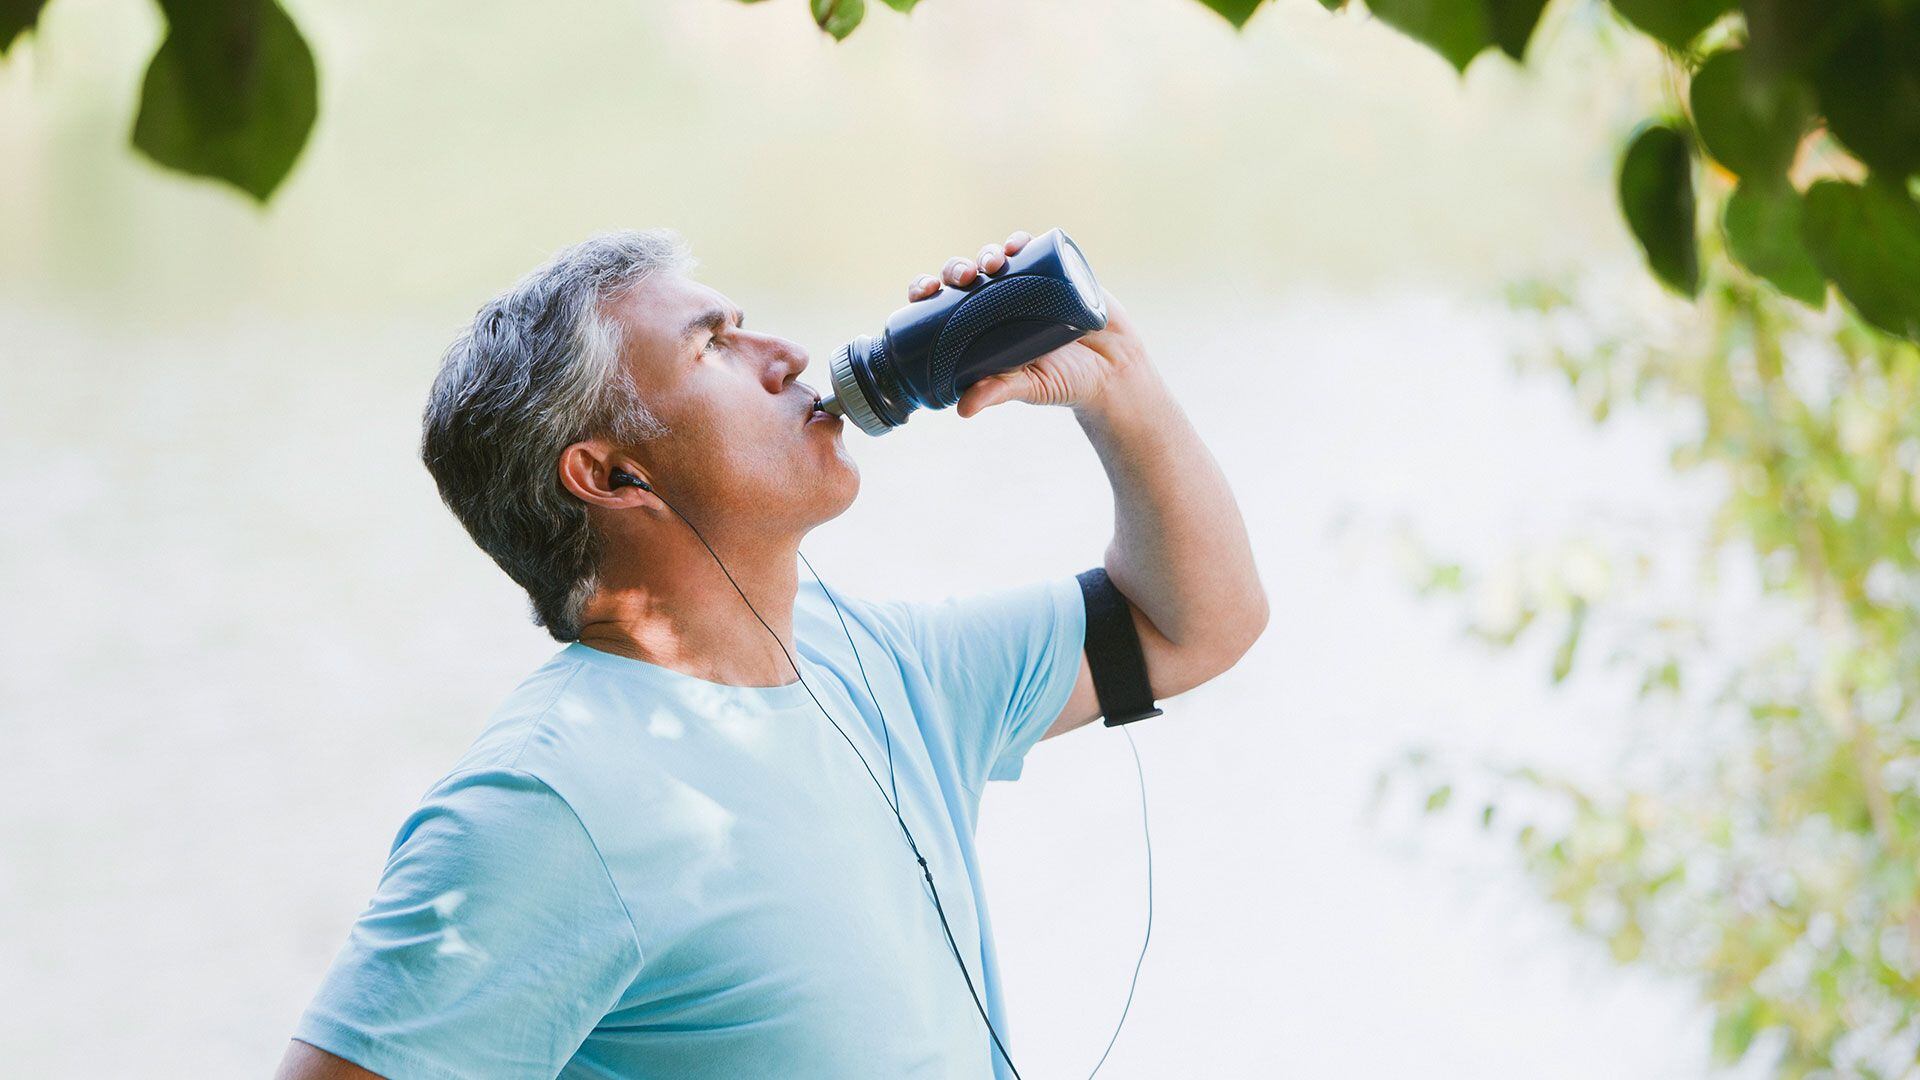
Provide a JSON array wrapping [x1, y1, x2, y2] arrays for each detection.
[[391, 650, 637, 855], [795, 578, 912, 652], [440, 648, 591, 776]]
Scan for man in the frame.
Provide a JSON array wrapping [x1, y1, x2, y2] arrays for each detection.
[[276, 228, 1266, 1079]]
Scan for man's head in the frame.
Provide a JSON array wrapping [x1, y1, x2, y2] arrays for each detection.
[[422, 229, 857, 642]]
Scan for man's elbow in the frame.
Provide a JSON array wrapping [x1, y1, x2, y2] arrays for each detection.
[[1222, 588, 1269, 665], [1192, 585, 1269, 682]]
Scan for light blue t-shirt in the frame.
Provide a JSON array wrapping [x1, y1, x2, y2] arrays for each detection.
[[294, 571, 1087, 1079]]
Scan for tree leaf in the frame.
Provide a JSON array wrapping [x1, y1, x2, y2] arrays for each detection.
[[1689, 48, 1814, 180], [1710, 995, 1765, 1064], [811, 0, 864, 39], [1802, 179, 1920, 341], [1618, 124, 1700, 297], [1743, 0, 1868, 79], [130, 0, 319, 203], [1, 0, 50, 54], [1367, 0, 1492, 73], [1812, 7, 1920, 180], [1199, 0, 1265, 28], [1318, 0, 1349, 10], [1607, 0, 1734, 52], [1724, 181, 1827, 307], [1486, 0, 1548, 62], [1551, 598, 1587, 683]]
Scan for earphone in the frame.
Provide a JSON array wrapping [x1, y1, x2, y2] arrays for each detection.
[[605, 465, 1150, 1079]]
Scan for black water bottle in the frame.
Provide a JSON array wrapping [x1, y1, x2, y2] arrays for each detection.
[[817, 227, 1108, 436]]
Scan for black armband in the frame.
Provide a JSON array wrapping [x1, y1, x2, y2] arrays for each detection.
[[1075, 567, 1164, 727]]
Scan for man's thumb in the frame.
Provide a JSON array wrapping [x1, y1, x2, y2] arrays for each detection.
[[962, 371, 1020, 418]]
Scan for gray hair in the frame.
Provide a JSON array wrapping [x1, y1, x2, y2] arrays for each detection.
[[422, 229, 695, 642]]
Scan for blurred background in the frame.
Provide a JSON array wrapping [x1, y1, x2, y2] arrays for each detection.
[[6, 0, 1915, 1076]]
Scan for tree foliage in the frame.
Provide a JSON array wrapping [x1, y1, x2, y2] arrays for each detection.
[[784, 0, 1920, 343], [1317, 0, 1918, 343], [1400, 237, 1920, 1073], [2, 0, 317, 202], [5, 0, 1916, 285], [1340, 2, 1919, 1074]]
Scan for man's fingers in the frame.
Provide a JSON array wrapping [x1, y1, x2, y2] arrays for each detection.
[[956, 369, 1024, 419], [915, 232, 1031, 300], [942, 256, 977, 287]]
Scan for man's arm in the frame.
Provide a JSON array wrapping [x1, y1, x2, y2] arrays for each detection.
[[274, 1039, 384, 1080], [275, 769, 641, 1080], [1042, 357, 1267, 739], [924, 231, 1269, 740]]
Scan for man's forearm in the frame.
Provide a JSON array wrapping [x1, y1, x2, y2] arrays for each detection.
[[1072, 357, 1267, 660]]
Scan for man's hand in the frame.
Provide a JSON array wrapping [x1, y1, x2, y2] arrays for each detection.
[[907, 230, 1150, 420]]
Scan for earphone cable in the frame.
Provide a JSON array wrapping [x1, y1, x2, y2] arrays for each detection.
[[643, 485, 1024, 1079], [1083, 722, 1150, 1080], [800, 549, 902, 814]]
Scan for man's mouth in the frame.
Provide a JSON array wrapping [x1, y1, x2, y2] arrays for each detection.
[[805, 393, 836, 426]]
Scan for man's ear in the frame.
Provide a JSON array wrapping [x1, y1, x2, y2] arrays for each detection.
[[558, 441, 656, 510]]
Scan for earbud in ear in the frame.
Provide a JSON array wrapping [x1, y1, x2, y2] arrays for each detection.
[[610, 470, 652, 493]]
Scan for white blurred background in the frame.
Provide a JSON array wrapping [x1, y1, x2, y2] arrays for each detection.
[[0, 0, 1726, 1075]]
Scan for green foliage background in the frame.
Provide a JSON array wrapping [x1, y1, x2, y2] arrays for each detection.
[[1358, 0, 1920, 1072]]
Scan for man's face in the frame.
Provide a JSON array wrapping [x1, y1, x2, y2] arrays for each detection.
[[611, 271, 858, 531]]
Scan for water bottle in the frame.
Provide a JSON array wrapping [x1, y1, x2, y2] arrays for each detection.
[[816, 226, 1108, 436]]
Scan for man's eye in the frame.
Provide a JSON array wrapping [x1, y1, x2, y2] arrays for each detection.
[[703, 336, 721, 353]]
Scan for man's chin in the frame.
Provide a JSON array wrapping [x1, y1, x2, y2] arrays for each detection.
[[814, 461, 861, 521]]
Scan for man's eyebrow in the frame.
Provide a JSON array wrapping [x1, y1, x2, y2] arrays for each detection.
[[679, 305, 746, 343]]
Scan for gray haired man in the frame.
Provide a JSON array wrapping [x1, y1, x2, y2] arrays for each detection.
[[277, 228, 1266, 1079]]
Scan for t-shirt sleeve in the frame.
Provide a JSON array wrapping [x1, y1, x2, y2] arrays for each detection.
[[887, 573, 1087, 789], [292, 767, 642, 1080]]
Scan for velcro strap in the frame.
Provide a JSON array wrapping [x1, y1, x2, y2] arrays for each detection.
[[1075, 567, 1164, 727]]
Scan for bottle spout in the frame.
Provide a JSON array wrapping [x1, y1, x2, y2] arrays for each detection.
[[816, 394, 846, 418]]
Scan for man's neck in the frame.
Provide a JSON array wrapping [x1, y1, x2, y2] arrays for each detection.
[[574, 531, 805, 689]]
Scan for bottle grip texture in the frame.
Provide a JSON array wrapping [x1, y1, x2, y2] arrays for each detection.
[[928, 276, 1096, 406]]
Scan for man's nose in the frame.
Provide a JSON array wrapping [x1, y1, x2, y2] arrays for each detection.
[[764, 336, 809, 387]]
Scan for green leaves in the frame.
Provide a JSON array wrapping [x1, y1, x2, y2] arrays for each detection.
[[1723, 182, 1825, 306], [1551, 598, 1587, 683], [1811, 9, 1920, 180], [1367, 0, 1490, 72], [1, 0, 50, 54], [1199, 0, 1266, 28], [1689, 48, 1814, 180], [811, 0, 865, 39], [1486, 0, 1548, 61], [1663, 30, 1920, 329], [1740, 0, 1862, 79], [1619, 124, 1700, 297], [1689, 46, 1826, 308], [1802, 180, 1920, 341], [1361, 0, 1550, 72], [131, 0, 318, 203], [1607, 0, 1734, 51]]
